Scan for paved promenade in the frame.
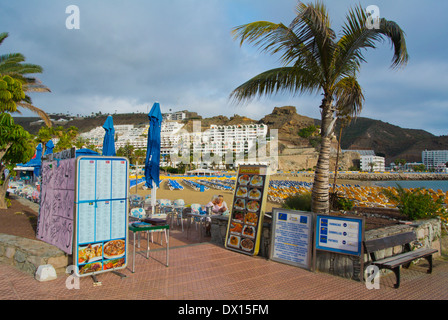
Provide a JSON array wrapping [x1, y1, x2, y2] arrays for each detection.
[[1, 231, 447, 303]]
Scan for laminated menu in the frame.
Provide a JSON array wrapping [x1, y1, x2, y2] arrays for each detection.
[[74, 156, 129, 277], [225, 165, 270, 256]]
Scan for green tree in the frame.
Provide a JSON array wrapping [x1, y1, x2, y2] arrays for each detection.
[[298, 125, 318, 138], [116, 143, 135, 163], [54, 126, 79, 152], [0, 32, 51, 126], [0, 113, 34, 209], [230, 1, 408, 214], [37, 125, 80, 153]]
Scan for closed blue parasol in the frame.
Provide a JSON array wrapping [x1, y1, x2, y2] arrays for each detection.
[[102, 115, 116, 156], [144, 103, 162, 213], [144, 102, 163, 189], [44, 140, 54, 155], [22, 143, 43, 176]]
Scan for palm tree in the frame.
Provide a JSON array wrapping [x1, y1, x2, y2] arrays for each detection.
[[230, 1, 408, 214], [0, 32, 51, 126]]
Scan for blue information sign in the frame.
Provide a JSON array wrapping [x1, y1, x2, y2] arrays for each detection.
[[269, 209, 314, 269], [315, 215, 364, 256]]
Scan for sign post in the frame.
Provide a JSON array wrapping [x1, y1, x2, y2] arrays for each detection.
[[73, 156, 129, 278]]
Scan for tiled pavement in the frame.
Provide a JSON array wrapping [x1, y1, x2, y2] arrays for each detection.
[[1, 228, 448, 302]]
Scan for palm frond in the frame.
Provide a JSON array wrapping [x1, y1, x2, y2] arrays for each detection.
[[230, 66, 320, 104], [333, 76, 364, 117], [0, 53, 25, 65], [289, 1, 336, 78], [16, 101, 52, 127], [334, 4, 408, 80], [232, 21, 306, 66], [22, 78, 51, 93], [0, 32, 8, 45]]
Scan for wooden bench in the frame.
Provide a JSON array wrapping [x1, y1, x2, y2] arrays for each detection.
[[363, 231, 438, 288]]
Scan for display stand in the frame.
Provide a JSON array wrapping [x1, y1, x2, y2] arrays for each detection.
[[225, 165, 270, 256], [73, 156, 130, 278]]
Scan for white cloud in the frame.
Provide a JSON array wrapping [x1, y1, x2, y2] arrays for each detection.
[[2, 0, 448, 136]]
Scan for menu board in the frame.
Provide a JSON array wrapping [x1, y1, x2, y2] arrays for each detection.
[[225, 165, 269, 256], [315, 214, 364, 256], [270, 209, 313, 269], [74, 157, 129, 277]]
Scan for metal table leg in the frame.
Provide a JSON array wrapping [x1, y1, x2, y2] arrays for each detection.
[[147, 230, 150, 259], [166, 229, 169, 267], [132, 231, 136, 273]]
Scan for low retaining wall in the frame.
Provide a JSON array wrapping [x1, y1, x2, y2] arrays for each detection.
[[316, 219, 442, 280], [210, 215, 443, 280], [0, 234, 70, 277], [299, 172, 448, 181]]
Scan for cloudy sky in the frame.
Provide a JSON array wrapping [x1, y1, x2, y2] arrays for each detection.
[[1, 0, 448, 135]]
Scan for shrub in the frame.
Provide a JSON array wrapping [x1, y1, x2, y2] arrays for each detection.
[[381, 184, 447, 221], [282, 192, 312, 211], [330, 192, 354, 211], [298, 125, 317, 138]]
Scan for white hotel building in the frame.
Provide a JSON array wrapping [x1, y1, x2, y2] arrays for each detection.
[[360, 155, 385, 172], [79, 120, 269, 168], [422, 150, 448, 170]]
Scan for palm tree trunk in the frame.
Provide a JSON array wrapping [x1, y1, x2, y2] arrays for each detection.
[[312, 95, 335, 214], [330, 125, 343, 209]]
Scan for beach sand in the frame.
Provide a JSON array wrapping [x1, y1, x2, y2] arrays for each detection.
[[130, 173, 372, 213]]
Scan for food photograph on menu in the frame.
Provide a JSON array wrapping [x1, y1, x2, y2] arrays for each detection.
[[77, 238, 126, 274], [226, 165, 269, 255]]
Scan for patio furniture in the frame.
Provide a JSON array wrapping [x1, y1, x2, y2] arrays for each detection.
[[128, 222, 169, 273]]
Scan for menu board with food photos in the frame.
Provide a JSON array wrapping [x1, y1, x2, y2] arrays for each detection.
[[74, 156, 129, 277], [225, 165, 270, 256]]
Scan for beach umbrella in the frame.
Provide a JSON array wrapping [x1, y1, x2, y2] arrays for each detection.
[[44, 140, 54, 156], [26, 143, 43, 177], [144, 102, 163, 213], [76, 148, 100, 157], [102, 115, 116, 156]]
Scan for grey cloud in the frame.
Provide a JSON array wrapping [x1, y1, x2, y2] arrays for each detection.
[[1, 0, 447, 137]]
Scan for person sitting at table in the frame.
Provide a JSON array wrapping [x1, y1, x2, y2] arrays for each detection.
[[204, 195, 228, 236], [206, 194, 228, 214]]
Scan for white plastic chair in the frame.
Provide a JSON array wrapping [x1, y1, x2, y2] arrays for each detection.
[[172, 199, 185, 231], [190, 203, 205, 228], [130, 207, 146, 221]]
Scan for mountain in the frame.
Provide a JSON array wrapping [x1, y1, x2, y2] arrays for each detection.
[[12, 107, 448, 166], [336, 117, 445, 164]]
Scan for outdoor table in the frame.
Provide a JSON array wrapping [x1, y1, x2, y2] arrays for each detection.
[[128, 223, 169, 273], [185, 211, 211, 242]]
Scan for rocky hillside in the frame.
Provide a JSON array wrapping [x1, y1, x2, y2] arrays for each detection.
[[337, 117, 447, 164], [13, 106, 448, 168]]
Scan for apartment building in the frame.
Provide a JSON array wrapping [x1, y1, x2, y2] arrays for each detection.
[[79, 124, 146, 149], [422, 150, 448, 170], [360, 155, 385, 172], [79, 120, 269, 168]]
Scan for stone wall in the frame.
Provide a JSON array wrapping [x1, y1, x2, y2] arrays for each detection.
[[0, 234, 70, 277], [210, 215, 443, 280], [315, 219, 442, 280], [299, 171, 448, 181]]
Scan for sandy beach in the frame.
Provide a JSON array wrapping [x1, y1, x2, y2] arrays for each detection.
[[130, 173, 373, 213]]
